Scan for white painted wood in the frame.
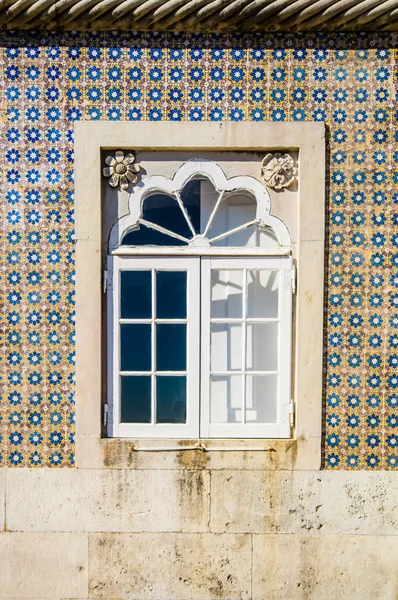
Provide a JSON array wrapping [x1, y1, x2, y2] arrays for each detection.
[[108, 256, 200, 438], [138, 218, 190, 243], [110, 255, 292, 439], [109, 160, 291, 251], [151, 269, 156, 426], [200, 256, 292, 439], [107, 162, 293, 440], [279, 265, 293, 435], [175, 190, 196, 237], [242, 268, 248, 424], [113, 246, 291, 256], [200, 257, 211, 438], [106, 256, 115, 437], [209, 219, 260, 244]]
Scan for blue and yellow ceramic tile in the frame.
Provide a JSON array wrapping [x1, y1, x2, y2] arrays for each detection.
[[0, 31, 396, 469]]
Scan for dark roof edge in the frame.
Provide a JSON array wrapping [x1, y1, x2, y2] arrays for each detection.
[[0, 0, 398, 32]]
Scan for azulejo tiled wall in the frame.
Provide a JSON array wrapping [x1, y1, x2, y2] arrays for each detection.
[[0, 31, 396, 469]]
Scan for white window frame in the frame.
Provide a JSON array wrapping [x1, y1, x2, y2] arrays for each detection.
[[108, 160, 294, 439], [108, 159, 291, 255], [109, 254, 292, 439], [108, 256, 200, 439], [200, 256, 292, 439]]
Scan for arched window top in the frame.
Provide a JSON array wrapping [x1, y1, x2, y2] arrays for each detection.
[[109, 160, 291, 255]]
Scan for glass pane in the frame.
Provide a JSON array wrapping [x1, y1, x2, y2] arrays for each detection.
[[122, 225, 187, 246], [221, 223, 257, 247], [156, 376, 186, 423], [156, 271, 187, 319], [120, 375, 151, 423], [122, 193, 190, 245], [247, 270, 279, 318], [211, 269, 243, 318], [120, 324, 151, 371], [207, 193, 256, 246], [210, 375, 243, 423], [211, 323, 242, 372], [120, 270, 151, 319], [246, 375, 278, 423], [156, 324, 186, 371], [246, 322, 278, 371], [226, 224, 280, 248]]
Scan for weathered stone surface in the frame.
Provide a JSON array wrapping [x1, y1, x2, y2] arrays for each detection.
[[6, 469, 210, 533], [252, 534, 398, 600], [210, 471, 398, 535], [4, 469, 398, 599], [88, 533, 251, 599], [76, 436, 320, 470], [0, 532, 88, 597], [0, 471, 5, 531]]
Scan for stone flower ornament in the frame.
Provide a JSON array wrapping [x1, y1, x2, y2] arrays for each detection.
[[103, 150, 140, 191], [261, 152, 297, 190]]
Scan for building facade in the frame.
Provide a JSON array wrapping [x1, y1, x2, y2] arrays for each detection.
[[0, 4, 398, 597]]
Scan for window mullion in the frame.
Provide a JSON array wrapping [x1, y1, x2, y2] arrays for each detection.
[[108, 256, 118, 436], [174, 191, 196, 237], [199, 257, 211, 438], [151, 269, 156, 426], [241, 268, 247, 425]]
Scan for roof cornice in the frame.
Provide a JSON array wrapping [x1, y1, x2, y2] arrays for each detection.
[[0, 0, 397, 32]]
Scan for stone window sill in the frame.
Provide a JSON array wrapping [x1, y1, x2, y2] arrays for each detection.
[[75, 436, 321, 470]]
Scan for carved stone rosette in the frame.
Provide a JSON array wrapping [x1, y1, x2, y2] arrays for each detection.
[[261, 152, 297, 190], [103, 150, 140, 190]]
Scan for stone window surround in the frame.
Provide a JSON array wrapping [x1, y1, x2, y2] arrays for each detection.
[[75, 121, 325, 470]]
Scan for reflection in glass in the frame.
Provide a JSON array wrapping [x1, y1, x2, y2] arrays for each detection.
[[247, 270, 279, 318], [156, 376, 186, 423], [156, 324, 186, 371], [121, 375, 151, 423], [121, 270, 151, 319], [210, 375, 242, 423], [120, 178, 281, 250], [211, 323, 242, 372], [120, 323, 151, 372], [122, 193, 189, 246], [246, 375, 278, 423], [211, 269, 243, 318], [205, 191, 255, 244], [122, 181, 201, 246], [246, 322, 278, 371], [156, 271, 187, 319]]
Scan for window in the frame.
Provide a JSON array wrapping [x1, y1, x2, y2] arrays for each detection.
[[107, 160, 293, 438], [76, 121, 325, 469]]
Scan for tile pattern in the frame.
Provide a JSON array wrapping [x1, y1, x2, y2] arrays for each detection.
[[0, 31, 396, 469]]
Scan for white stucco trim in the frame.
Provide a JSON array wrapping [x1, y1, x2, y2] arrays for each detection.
[[75, 121, 325, 470]]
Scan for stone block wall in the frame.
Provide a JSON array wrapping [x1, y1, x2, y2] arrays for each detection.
[[1, 468, 398, 598]]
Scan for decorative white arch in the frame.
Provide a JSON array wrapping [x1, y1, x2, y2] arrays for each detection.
[[109, 160, 291, 253]]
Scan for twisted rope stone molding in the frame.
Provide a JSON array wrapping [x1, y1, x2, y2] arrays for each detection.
[[0, 0, 397, 32]]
